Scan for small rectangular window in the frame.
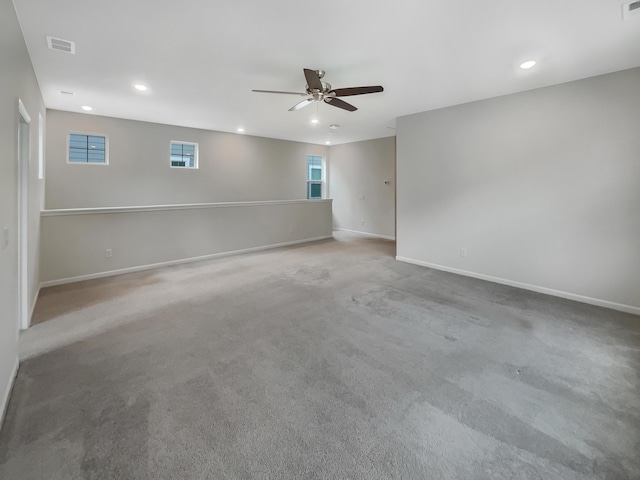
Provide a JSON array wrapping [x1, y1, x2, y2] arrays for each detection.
[[307, 155, 324, 199], [67, 132, 108, 164], [170, 141, 198, 168]]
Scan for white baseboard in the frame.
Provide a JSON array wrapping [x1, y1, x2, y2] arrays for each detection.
[[40, 235, 334, 288], [333, 228, 395, 241], [0, 358, 19, 431], [396, 256, 640, 316]]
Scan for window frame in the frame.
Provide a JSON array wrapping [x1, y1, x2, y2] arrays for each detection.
[[38, 113, 44, 179], [306, 154, 325, 199], [170, 140, 199, 169], [66, 131, 109, 165]]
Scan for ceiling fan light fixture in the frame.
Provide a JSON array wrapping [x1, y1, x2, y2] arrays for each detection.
[[253, 68, 383, 114]]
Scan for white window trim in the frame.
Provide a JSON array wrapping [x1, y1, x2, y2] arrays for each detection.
[[67, 131, 109, 165], [170, 140, 199, 169], [38, 113, 44, 180], [306, 154, 326, 199]]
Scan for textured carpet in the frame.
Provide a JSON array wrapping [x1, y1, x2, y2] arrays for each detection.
[[1, 233, 639, 479]]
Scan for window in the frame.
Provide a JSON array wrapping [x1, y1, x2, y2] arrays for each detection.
[[68, 133, 108, 164], [307, 155, 324, 199], [170, 141, 198, 168]]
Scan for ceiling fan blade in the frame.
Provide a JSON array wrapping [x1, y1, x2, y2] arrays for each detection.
[[324, 97, 357, 112], [252, 89, 308, 96], [303, 68, 323, 91], [330, 86, 384, 97], [289, 98, 315, 111], [329, 85, 384, 97]]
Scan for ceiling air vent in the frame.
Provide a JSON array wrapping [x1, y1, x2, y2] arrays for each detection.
[[47, 36, 75, 54], [622, 0, 640, 20]]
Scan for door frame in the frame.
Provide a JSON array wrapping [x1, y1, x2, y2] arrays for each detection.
[[17, 99, 31, 330]]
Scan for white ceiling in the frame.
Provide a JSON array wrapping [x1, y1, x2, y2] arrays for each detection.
[[13, 0, 640, 145]]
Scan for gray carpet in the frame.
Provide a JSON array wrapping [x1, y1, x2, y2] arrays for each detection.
[[1, 233, 639, 479]]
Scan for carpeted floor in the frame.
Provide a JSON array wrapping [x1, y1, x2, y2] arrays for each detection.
[[1, 233, 639, 479]]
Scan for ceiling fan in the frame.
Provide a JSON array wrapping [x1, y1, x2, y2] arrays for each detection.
[[252, 68, 384, 112]]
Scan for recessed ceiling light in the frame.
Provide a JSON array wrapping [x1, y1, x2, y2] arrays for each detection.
[[134, 84, 148, 91], [237, 127, 245, 133], [325, 141, 331, 145], [520, 60, 537, 70], [81, 105, 93, 111], [311, 118, 319, 125]]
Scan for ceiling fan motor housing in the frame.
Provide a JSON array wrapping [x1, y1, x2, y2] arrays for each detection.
[[307, 82, 333, 100]]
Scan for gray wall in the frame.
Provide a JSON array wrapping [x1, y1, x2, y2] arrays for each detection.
[[329, 137, 396, 239], [0, 0, 46, 424], [397, 67, 640, 313], [46, 110, 329, 209], [43, 111, 334, 284], [40, 201, 333, 284]]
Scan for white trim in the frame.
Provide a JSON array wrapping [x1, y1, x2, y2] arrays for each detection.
[[17, 101, 30, 331], [40, 235, 334, 288], [67, 131, 109, 165], [333, 228, 395, 241], [41, 199, 333, 216], [395, 256, 640, 316], [0, 358, 19, 431], [38, 112, 44, 180], [18, 99, 31, 123]]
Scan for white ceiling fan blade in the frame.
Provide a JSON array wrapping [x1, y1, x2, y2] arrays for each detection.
[[289, 98, 314, 111], [252, 90, 308, 96]]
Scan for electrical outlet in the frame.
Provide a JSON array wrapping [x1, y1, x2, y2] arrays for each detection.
[[106, 249, 113, 258], [2, 227, 8, 249], [460, 247, 467, 257]]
